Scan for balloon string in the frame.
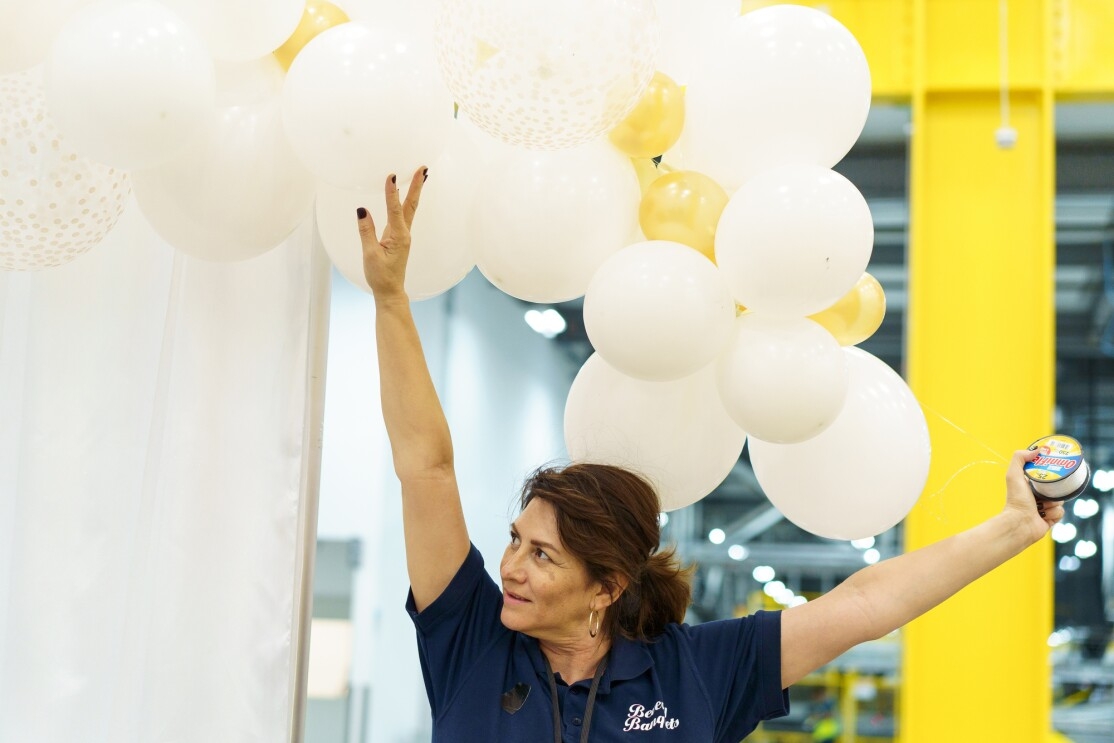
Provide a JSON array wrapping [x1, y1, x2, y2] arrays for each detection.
[[920, 403, 1010, 463], [917, 405, 1012, 522]]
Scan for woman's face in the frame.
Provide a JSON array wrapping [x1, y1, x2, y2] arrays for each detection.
[[499, 498, 606, 643]]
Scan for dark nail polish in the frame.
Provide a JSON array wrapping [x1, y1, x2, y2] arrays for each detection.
[[423, 168, 429, 182], [391, 175, 397, 185], [356, 207, 367, 219]]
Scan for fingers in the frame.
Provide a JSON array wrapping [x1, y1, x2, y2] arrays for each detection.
[[356, 205, 378, 244], [402, 166, 428, 229], [385, 173, 405, 233]]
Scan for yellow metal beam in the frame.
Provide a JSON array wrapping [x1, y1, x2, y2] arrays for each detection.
[[901, 2, 1055, 743], [744, 0, 1114, 99]]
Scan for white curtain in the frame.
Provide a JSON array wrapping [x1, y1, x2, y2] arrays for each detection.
[[0, 199, 327, 743]]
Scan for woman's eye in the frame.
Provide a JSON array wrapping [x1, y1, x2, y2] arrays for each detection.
[[509, 533, 520, 546], [534, 548, 549, 561]]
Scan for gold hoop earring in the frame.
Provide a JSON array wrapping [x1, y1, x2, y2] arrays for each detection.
[[588, 608, 600, 638]]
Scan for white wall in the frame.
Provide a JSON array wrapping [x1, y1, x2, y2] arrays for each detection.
[[315, 269, 579, 742]]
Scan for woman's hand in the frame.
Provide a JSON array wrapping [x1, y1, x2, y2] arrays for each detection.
[[357, 167, 428, 301], [1002, 448, 1065, 545]]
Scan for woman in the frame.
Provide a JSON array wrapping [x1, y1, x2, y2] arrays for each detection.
[[358, 170, 1064, 742]]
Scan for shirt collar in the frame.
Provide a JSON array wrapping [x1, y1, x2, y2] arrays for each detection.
[[521, 632, 654, 695]]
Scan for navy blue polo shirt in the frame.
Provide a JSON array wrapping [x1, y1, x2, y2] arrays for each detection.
[[406, 544, 789, 742]]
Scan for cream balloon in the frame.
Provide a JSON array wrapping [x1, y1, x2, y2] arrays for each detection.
[[715, 164, 874, 317], [434, 0, 659, 149], [653, 0, 739, 85], [748, 347, 931, 540], [0, 0, 94, 74], [680, 5, 871, 189], [716, 314, 848, 443], [159, 0, 305, 61], [0, 69, 130, 271], [315, 123, 488, 301], [44, 0, 216, 170], [282, 22, 454, 191], [584, 240, 734, 381], [564, 354, 747, 511], [474, 141, 640, 303], [131, 58, 316, 262]]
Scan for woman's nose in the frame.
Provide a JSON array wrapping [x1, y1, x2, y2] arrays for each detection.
[[500, 548, 525, 580]]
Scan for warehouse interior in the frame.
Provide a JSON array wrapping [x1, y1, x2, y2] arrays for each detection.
[[303, 100, 1114, 742]]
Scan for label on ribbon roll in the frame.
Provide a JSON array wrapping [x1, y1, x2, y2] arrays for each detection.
[[1025, 434, 1089, 501]]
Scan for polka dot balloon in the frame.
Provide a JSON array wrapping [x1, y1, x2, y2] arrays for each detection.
[[0, 70, 130, 271], [434, 0, 659, 150]]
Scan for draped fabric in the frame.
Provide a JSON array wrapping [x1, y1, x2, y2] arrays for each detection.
[[0, 199, 326, 743]]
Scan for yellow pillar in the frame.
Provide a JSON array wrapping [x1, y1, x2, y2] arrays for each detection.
[[901, 1, 1055, 742]]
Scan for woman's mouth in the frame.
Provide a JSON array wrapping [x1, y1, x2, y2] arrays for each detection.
[[504, 590, 530, 604]]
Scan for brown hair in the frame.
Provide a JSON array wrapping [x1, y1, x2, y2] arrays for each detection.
[[519, 462, 694, 642]]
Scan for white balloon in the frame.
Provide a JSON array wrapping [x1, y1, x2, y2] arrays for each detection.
[[716, 314, 848, 443], [434, 0, 659, 149], [316, 121, 491, 300], [474, 141, 640, 303], [44, 0, 216, 170], [282, 22, 454, 191], [159, 0, 305, 61], [565, 354, 747, 511], [584, 241, 734, 381], [653, 0, 739, 85], [680, 4, 871, 189], [131, 58, 316, 262], [749, 347, 931, 540], [0, 0, 94, 74], [0, 70, 130, 271], [715, 164, 874, 317]]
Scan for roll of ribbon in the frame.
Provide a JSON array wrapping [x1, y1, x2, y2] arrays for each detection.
[[1024, 434, 1090, 502]]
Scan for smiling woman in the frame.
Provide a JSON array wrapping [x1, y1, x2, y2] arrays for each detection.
[[359, 169, 1065, 743]]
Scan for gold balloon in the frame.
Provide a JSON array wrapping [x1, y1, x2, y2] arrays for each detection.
[[608, 71, 685, 159], [638, 170, 729, 262], [274, 1, 350, 71], [808, 273, 887, 346]]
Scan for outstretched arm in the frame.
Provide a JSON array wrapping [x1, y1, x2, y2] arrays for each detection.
[[779, 449, 1063, 687], [360, 169, 470, 612]]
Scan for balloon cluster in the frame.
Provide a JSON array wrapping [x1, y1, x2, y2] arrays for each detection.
[[0, 0, 930, 539]]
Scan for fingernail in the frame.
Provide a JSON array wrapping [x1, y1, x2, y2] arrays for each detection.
[[391, 175, 397, 185], [356, 207, 367, 220], [423, 168, 429, 182]]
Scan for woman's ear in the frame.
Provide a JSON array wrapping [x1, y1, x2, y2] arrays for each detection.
[[595, 575, 629, 608]]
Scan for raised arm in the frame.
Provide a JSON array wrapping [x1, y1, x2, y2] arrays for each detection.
[[359, 169, 470, 612], [779, 449, 1063, 687]]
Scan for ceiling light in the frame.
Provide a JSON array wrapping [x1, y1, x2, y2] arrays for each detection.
[[752, 565, 775, 583], [1073, 498, 1100, 519], [1075, 540, 1098, 559], [1059, 555, 1082, 572], [523, 308, 566, 338], [727, 544, 749, 561], [708, 528, 726, 545], [1051, 523, 1077, 543]]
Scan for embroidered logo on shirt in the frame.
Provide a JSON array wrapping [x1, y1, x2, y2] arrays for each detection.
[[500, 683, 531, 714], [624, 701, 680, 731]]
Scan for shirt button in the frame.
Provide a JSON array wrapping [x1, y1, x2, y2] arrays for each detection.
[[572, 717, 583, 726]]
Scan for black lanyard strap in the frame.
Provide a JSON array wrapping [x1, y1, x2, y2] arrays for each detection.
[[543, 653, 609, 743]]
